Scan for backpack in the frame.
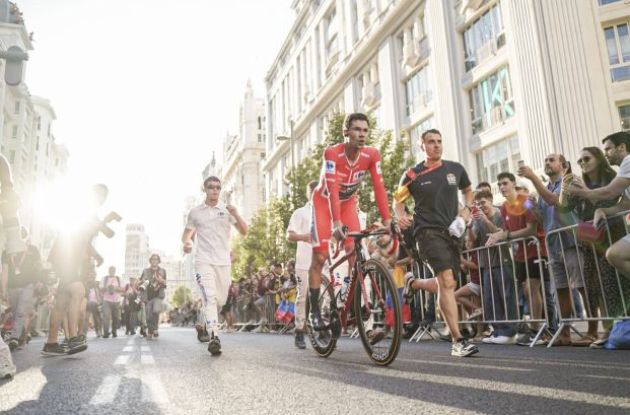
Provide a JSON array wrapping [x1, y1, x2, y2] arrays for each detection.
[[604, 319, 630, 350]]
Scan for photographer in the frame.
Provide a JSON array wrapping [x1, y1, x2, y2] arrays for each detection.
[[140, 254, 166, 340], [101, 266, 124, 338]]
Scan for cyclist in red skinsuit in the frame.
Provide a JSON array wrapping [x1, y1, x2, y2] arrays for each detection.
[[308, 113, 391, 330]]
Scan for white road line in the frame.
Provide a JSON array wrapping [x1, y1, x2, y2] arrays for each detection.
[[358, 365, 630, 409], [141, 371, 169, 403], [122, 346, 135, 352], [114, 355, 130, 365], [126, 338, 136, 345], [141, 354, 155, 365], [0, 367, 47, 411], [140, 346, 151, 352], [89, 375, 121, 405]]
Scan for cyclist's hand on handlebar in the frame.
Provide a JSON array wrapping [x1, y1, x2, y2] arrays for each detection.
[[333, 221, 347, 241], [398, 215, 412, 230]]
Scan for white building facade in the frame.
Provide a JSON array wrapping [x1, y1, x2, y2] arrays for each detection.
[[262, 0, 630, 196], [0, 2, 68, 256], [221, 81, 266, 221]]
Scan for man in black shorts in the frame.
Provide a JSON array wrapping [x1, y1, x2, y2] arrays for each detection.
[[394, 129, 478, 357]]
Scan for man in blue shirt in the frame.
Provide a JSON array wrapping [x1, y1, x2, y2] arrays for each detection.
[[518, 154, 581, 346]]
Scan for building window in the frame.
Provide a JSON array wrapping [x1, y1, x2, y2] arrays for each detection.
[[404, 65, 432, 116], [408, 116, 434, 162], [599, 0, 622, 5], [325, 8, 339, 65], [620, 104, 630, 131], [9, 150, 15, 164], [604, 23, 630, 82], [14, 101, 20, 115], [469, 65, 515, 135], [463, 2, 505, 72], [475, 136, 521, 184]]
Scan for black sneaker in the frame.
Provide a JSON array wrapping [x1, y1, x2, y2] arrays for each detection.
[[294, 330, 306, 349], [66, 336, 88, 355], [7, 338, 18, 352], [41, 343, 69, 356], [310, 310, 326, 331], [451, 338, 479, 357], [103, 333, 110, 339], [196, 325, 210, 343], [208, 336, 221, 356], [112, 331, 117, 338]]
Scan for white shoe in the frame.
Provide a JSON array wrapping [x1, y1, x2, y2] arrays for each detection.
[[483, 335, 516, 345]]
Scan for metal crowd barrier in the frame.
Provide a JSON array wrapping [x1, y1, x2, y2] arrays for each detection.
[[544, 209, 630, 347], [407, 235, 555, 347], [221, 292, 294, 333]]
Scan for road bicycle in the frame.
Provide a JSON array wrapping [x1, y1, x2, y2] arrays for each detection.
[[306, 224, 402, 366]]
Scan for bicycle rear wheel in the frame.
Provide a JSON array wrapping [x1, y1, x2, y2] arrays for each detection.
[[306, 275, 337, 357], [354, 258, 402, 366]]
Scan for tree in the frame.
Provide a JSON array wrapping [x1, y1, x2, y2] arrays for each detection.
[[171, 285, 192, 308]]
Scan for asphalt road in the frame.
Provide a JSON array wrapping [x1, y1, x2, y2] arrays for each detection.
[[1, 327, 629, 414]]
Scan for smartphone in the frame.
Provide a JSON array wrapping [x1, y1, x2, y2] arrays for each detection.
[[517, 160, 525, 168], [565, 161, 572, 174]]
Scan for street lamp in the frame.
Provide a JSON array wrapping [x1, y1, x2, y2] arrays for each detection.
[[276, 119, 296, 191]]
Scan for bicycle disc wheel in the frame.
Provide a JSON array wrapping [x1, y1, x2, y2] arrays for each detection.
[[354, 258, 402, 366], [306, 275, 337, 357]]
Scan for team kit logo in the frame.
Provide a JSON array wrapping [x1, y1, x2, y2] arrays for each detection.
[[326, 160, 336, 174], [446, 173, 457, 185]]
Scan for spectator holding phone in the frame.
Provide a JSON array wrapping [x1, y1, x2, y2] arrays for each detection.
[[563, 144, 630, 345]]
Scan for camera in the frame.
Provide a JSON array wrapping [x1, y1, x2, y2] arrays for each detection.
[[138, 280, 149, 291]]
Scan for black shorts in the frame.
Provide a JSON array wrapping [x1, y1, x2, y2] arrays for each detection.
[[514, 258, 549, 283], [415, 228, 461, 276]]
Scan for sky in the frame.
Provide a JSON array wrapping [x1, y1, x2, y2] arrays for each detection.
[[18, 0, 295, 272]]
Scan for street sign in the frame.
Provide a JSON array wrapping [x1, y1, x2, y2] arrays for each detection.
[[0, 45, 28, 86]]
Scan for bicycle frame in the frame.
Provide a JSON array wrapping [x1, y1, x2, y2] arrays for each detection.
[[326, 234, 387, 330]]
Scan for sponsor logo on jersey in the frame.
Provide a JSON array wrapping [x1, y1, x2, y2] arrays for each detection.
[[325, 160, 336, 174], [353, 171, 366, 181], [376, 161, 382, 175], [446, 173, 457, 185]]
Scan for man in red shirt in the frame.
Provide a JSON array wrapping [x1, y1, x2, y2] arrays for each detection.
[[486, 172, 552, 345], [309, 113, 391, 329]]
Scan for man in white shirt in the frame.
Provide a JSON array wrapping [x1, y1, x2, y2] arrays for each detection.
[[181, 176, 247, 355], [286, 181, 317, 349], [569, 132, 630, 278]]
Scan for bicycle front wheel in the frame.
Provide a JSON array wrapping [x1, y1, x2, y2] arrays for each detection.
[[353, 258, 402, 366], [306, 275, 337, 358]]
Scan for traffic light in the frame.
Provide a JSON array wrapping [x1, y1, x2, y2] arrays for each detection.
[[0, 45, 28, 86]]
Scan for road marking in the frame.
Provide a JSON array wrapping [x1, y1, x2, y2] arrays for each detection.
[[114, 355, 130, 365], [141, 371, 169, 403], [89, 375, 121, 405], [127, 338, 136, 345], [396, 358, 532, 372], [358, 365, 630, 409], [141, 346, 151, 352], [582, 374, 630, 382], [0, 367, 46, 411], [141, 354, 155, 365], [122, 346, 135, 352]]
